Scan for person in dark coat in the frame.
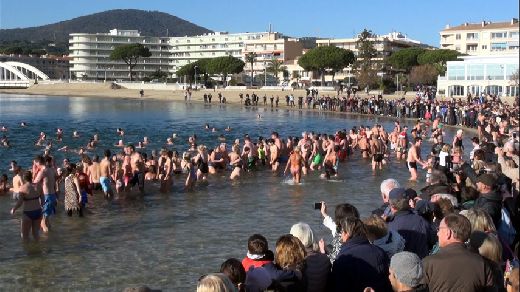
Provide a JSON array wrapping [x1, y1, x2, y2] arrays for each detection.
[[331, 217, 392, 292], [389, 251, 428, 292], [423, 214, 495, 292], [474, 173, 503, 229], [387, 188, 436, 258], [290, 222, 331, 292]]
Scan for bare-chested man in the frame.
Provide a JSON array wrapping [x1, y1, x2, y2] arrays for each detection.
[[309, 134, 323, 171], [396, 126, 409, 160], [33, 156, 57, 232], [9, 166, 23, 200], [322, 145, 339, 179], [358, 134, 369, 158], [297, 132, 312, 175], [407, 137, 426, 181], [89, 155, 101, 191], [284, 146, 305, 184], [99, 149, 113, 198], [268, 139, 280, 172], [128, 144, 145, 192], [371, 135, 386, 171]]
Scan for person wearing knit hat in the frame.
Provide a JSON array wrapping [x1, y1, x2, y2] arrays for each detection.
[[389, 251, 426, 291]]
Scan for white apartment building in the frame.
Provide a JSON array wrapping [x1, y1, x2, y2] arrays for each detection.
[[170, 31, 271, 73], [437, 55, 519, 97], [440, 18, 519, 56], [69, 29, 171, 80]]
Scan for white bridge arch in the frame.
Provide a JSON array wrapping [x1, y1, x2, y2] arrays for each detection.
[[0, 62, 29, 81], [4, 61, 50, 80]]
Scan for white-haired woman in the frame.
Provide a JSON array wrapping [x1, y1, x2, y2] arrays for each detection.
[[452, 129, 464, 150], [290, 222, 331, 292]]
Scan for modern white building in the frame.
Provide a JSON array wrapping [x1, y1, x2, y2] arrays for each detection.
[[440, 19, 519, 56], [69, 29, 171, 80], [69, 29, 306, 82], [170, 31, 270, 73], [436, 55, 519, 97]]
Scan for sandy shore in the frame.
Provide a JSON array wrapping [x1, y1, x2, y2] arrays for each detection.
[[0, 82, 416, 104], [1, 83, 516, 106]]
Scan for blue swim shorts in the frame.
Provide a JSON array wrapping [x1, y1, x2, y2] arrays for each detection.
[[100, 176, 111, 193], [43, 194, 57, 217]]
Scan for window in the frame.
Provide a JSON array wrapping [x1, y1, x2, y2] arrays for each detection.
[[466, 33, 479, 40], [448, 65, 465, 80], [490, 42, 507, 51], [467, 64, 484, 80], [486, 64, 504, 80], [506, 64, 519, 79], [456, 34, 461, 40], [491, 32, 507, 39], [510, 31, 519, 38], [466, 44, 478, 52], [482, 45, 487, 50], [449, 85, 464, 96]]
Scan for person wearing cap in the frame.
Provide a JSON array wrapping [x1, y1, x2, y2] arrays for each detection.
[[389, 251, 427, 292], [423, 213, 495, 292], [473, 173, 502, 228], [387, 188, 435, 259]]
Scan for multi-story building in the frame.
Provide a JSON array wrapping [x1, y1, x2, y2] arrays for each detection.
[[242, 32, 304, 77], [317, 32, 428, 62], [436, 55, 519, 97], [439, 18, 519, 56], [170, 31, 269, 73], [314, 32, 430, 84], [0, 54, 71, 79], [69, 29, 171, 80]]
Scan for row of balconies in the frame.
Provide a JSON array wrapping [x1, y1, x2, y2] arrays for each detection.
[[69, 45, 170, 52]]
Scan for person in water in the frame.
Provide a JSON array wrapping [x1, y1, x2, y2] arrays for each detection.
[[284, 146, 305, 184], [11, 171, 43, 242]]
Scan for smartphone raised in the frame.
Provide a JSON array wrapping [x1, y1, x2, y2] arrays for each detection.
[[314, 202, 322, 210]]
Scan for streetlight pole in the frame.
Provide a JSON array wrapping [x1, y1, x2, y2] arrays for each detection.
[[194, 65, 198, 89]]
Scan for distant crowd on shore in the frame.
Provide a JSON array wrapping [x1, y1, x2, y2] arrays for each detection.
[[1, 89, 519, 292]]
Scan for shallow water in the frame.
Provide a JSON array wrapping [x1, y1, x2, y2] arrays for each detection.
[[0, 94, 470, 291]]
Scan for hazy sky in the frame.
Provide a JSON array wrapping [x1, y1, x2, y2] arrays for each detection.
[[0, 0, 518, 46]]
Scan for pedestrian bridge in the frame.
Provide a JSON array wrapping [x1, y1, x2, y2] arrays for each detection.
[[0, 61, 50, 88]]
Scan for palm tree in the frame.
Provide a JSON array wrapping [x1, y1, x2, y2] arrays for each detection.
[[266, 58, 286, 85], [245, 52, 257, 87]]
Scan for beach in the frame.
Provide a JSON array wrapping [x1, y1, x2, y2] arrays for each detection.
[[1, 82, 517, 105]]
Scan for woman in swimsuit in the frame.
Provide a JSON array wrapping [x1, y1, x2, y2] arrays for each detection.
[[181, 152, 196, 190], [195, 145, 209, 181], [229, 144, 242, 180], [160, 151, 173, 193], [10, 171, 43, 242]]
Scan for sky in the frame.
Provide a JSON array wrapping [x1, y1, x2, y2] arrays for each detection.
[[0, 0, 518, 46]]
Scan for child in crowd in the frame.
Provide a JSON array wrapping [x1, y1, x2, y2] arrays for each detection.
[[241, 234, 274, 271]]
